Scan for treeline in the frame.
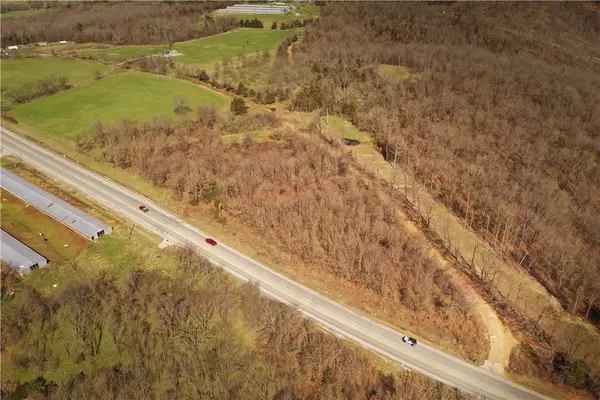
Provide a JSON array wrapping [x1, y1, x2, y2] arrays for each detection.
[[1, 2, 238, 47], [273, 2, 600, 327], [238, 17, 264, 28], [280, 18, 315, 30], [0, 252, 473, 400], [3, 75, 70, 105], [76, 116, 488, 362]]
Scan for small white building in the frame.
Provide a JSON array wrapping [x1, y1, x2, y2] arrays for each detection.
[[7, 45, 19, 50], [58, 40, 68, 44]]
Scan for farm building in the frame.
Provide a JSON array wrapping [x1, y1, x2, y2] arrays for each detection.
[[0, 168, 112, 240], [0, 229, 48, 275], [217, 4, 293, 14]]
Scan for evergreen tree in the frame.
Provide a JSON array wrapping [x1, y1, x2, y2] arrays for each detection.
[[230, 97, 248, 115]]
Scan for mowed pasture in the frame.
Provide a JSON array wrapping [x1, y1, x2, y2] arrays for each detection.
[[81, 28, 296, 66], [0, 59, 111, 90], [10, 72, 230, 142]]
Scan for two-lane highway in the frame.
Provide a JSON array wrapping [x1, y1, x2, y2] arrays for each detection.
[[0, 128, 551, 400]]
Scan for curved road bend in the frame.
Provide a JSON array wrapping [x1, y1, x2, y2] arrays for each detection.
[[0, 128, 551, 400]]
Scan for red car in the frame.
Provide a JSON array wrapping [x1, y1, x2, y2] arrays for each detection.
[[138, 205, 149, 213], [205, 238, 217, 246]]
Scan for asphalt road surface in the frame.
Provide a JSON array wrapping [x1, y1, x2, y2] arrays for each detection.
[[0, 128, 551, 400]]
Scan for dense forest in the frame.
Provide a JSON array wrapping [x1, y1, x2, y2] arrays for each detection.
[[76, 114, 488, 362], [1, 1, 237, 47], [0, 250, 472, 400], [269, 2, 600, 327]]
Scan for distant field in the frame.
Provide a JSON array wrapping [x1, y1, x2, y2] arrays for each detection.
[[0, 59, 111, 90], [81, 28, 297, 66], [0, 9, 41, 19], [0, 190, 89, 263], [10, 72, 230, 141], [213, 11, 317, 26]]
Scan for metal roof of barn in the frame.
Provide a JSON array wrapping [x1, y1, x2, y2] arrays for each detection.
[[0, 229, 47, 270], [0, 168, 111, 239], [218, 4, 293, 14]]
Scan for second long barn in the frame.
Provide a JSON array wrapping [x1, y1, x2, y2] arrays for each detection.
[[0, 168, 112, 240]]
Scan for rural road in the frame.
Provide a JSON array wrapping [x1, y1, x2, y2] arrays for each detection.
[[0, 128, 551, 400]]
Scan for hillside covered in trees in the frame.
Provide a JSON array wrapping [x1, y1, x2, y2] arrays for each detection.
[[76, 115, 488, 363], [1, 1, 237, 47], [272, 2, 600, 328]]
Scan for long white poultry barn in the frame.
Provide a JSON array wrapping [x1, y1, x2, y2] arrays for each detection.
[[0, 229, 48, 275], [0, 168, 112, 240], [217, 4, 293, 14]]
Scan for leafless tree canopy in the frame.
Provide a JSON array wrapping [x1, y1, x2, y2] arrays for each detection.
[[269, 2, 600, 327], [1, 1, 237, 47], [77, 116, 487, 362], [0, 251, 474, 400]]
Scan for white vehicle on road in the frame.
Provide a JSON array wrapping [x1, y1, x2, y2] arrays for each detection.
[[402, 336, 417, 346]]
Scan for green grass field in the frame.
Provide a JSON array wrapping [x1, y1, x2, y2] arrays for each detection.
[[81, 28, 297, 66], [1, 59, 111, 90], [10, 72, 230, 142], [0, 8, 41, 19]]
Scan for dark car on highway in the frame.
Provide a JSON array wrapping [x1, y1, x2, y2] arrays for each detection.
[[139, 205, 149, 213], [205, 238, 217, 246]]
